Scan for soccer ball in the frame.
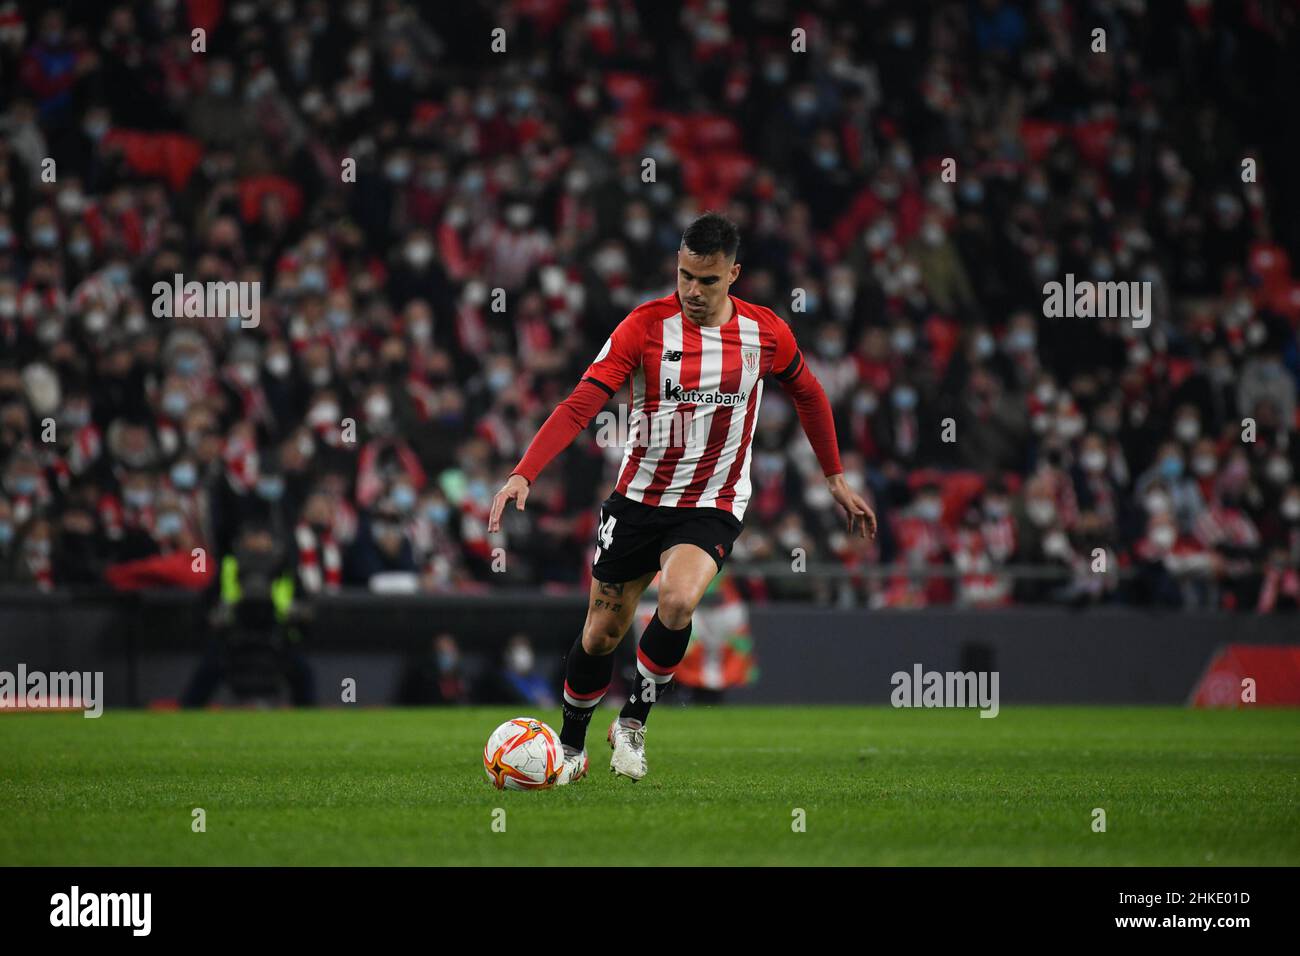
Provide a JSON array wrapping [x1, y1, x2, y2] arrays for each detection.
[[483, 717, 564, 791]]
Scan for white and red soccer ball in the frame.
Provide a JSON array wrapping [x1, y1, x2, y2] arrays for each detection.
[[482, 717, 564, 790]]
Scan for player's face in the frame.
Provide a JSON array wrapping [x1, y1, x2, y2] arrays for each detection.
[[677, 247, 739, 324]]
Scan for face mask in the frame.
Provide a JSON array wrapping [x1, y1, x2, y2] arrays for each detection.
[[818, 339, 843, 358], [853, 392, 878, 415], [915, 499, 942, 521], [155, 451, 193, 486], [0, 523, 12, 545], [487, 369, 512, 392], [1144, 492, 1171, 516], [892, 387, 917, 411], [1159, 456, 1184, 480], [436, 651, 457, 671], [33, 226, 59, 248], [891, 331, 915, 354], [974, 334, 994, 358], [156, 512, 183, 537], [507, 647, 534, 673], [266, 353, 291, 377], [1192, 455, 1217, 477], [63, 406, 90, 429], [1282, 498, 1300, 521], [1056, 416, 1084, 439], [391, 486, 416, 511], [175, 355, 200, 376], [625, 219, 652, 242], [124, 488, 153, 509], [256, 477, 285, 501], [425, 503, 450, 525], [1082, 450, 1107, 472], [1150, 525, 1176, 549], [386, 160, 411, 183], [1174, 419, 1200, 443], [1266, 458, 1292, 485], [405, 242, 433, 268], [984, 500, 1009, 519], [1007, 329, 1036, 353], [231, 363, 259, 387], [1043, 531, 1070, 556], [309, 403, 339, 426], [1027, 500, 1056, 527], [366, 395, 392, 421], [299, 268, 326, 293]]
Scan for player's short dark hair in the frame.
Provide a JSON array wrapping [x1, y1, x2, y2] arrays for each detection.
[[681, 212, 740, 261]]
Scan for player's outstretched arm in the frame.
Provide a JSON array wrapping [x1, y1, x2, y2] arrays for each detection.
[[487, 378, 609, 533], [489, 315, 644, 533], [776, 355, 877, 539]]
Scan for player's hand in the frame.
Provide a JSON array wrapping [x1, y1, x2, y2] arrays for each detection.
[[487, 474, 530, 533], [827, 474, 877, 539]]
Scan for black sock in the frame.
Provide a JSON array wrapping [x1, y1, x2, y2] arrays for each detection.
[[560, 636, 615, 751], [620, 610, 691, 725]]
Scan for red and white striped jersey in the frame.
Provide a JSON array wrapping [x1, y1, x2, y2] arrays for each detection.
[[579, 291, 807, 522]]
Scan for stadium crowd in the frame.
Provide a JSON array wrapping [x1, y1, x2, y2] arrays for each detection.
[[0, 0, 1298, 611]]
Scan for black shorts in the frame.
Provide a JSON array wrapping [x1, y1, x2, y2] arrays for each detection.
[[590, 491, 744, 583]]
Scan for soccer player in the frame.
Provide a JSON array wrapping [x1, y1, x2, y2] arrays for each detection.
[[487, 212, 876, 782]]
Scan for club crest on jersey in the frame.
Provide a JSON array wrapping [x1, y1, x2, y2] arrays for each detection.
[[742, 347, 760, 373]]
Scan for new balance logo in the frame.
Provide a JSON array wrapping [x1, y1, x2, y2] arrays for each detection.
[[662, 349, 683, 362]]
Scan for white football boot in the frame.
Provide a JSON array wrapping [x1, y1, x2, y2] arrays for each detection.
[[555, 745, 589, 786], [608, 718, 648, 781]]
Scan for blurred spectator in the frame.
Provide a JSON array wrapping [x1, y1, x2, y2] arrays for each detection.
[[394, 633, 469, 705], [480, 634, 555, 708]]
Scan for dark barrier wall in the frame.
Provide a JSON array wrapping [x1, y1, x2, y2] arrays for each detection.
[[1, 594, 1296, 706], [734, 607, 1299, 705]]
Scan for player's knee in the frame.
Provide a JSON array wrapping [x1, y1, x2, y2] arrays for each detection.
[[581, 620, 623, 655], [655, 591, 696, 630]]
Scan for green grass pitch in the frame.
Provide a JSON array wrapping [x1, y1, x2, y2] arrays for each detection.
[[1, 706, 1296, 865]]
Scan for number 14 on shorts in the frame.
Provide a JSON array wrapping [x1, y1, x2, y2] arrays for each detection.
[[595, 512, 618, 564]]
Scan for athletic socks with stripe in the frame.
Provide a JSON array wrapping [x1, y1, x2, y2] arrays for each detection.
[[560, 637, 614, 751], [620, 610, 691, 725]]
